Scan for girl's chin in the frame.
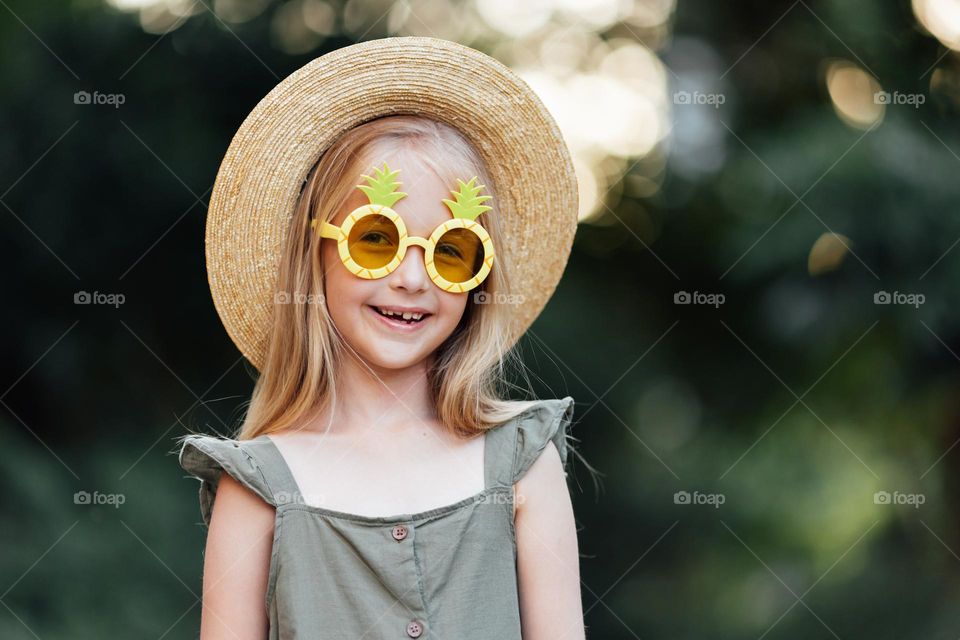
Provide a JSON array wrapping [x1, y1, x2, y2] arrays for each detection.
[[355, 343, 430, 371]]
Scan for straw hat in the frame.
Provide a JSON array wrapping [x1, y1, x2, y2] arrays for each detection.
[[206, 36, 578, 370]]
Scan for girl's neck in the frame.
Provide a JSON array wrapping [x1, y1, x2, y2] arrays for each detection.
[[319, 352, 438, 433]]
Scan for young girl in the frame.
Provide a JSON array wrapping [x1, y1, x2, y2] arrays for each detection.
[[177, 37, 586, 640]]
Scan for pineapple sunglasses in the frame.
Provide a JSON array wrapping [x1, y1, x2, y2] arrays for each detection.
[[310, 163, 495, 293]]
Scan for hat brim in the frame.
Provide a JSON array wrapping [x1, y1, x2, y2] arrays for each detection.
[[206, 36, 578, 370]]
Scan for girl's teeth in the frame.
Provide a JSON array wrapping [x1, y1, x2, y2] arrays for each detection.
[[376, 307, 424, 322]]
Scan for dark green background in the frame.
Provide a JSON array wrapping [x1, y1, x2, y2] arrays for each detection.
[[2, 0, 958, 637]]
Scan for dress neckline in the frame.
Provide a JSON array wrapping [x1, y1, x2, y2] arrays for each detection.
[[253, 427, 502, 524]]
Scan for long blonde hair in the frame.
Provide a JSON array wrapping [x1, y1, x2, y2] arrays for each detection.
[[237, 115, 548, 441]]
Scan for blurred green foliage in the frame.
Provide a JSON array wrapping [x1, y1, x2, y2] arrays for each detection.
[[2, 0, 959, 638]]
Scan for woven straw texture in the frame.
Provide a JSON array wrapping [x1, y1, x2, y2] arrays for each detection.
[[206, 36, 578, 370]]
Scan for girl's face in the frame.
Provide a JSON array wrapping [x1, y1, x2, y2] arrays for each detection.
[[321, 154, 470, 371]]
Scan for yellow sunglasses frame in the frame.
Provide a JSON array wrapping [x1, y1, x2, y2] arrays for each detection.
[[314, 204, 495, 293]]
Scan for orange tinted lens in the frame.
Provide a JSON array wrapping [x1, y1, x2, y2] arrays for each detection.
[[347, 214, 401, 270], [434, 228, 484, 284]]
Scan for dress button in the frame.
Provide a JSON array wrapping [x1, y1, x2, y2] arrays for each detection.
[[406, 619, 423, 637], [392, 524, 408, 541]]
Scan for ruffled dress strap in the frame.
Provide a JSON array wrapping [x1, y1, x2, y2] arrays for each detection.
[[484, 396, 577, 488], [178, 434, 301, 527]]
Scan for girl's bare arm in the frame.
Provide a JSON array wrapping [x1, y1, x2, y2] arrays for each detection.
[[515, 442, 586, 640], [200, 474, 275, 639]]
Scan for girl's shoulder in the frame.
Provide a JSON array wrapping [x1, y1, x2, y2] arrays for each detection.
[[486, 396, 578, 486], [175, 433, 294, 527]]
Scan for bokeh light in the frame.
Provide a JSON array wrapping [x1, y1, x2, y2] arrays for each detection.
[[825, 60, 884, 129], [913, 0, 960, 51]]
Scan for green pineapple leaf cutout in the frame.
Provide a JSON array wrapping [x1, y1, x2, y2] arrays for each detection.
[[357, 162, 407, 208], [442, 177, 493, 220]]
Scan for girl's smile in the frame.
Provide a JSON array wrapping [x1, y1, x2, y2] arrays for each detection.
[[366, 304, 434, 333]]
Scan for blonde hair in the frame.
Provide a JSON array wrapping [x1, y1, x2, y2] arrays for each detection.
[[236, 115, 552, 441]]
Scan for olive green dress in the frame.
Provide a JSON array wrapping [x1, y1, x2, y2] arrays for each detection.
[[177, 396, 576, 639]]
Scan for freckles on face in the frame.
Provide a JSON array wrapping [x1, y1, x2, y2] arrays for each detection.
[[320, 155, 472, 370]]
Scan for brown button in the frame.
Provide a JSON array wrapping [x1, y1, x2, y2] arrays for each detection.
[[406, 620, 423, 637], [392, 525, 408, 541]]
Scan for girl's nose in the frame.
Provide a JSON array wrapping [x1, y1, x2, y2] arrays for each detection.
[[388, 245, 431, 293]]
